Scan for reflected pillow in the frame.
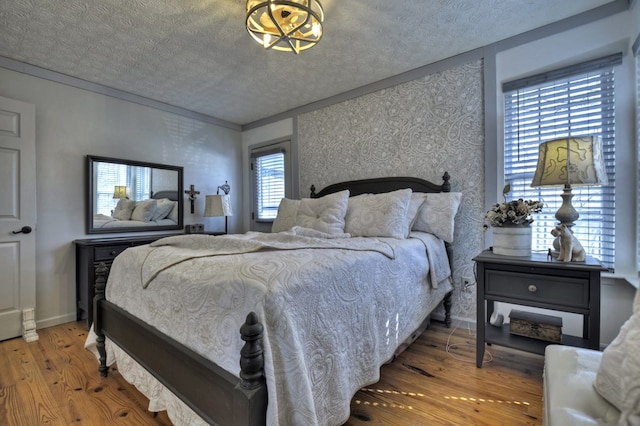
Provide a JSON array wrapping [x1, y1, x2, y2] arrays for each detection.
[[112, 198, 135, 221], [345, 189, 412, 239], [131, 199, 158, 222], [167, 201, 178, 223], [151, 198, 174, 221], [411, 192, 462, 242]]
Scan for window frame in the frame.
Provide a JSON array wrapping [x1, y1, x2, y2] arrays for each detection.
[[249, 140, 292, 232], [502, 54, 621, 270]]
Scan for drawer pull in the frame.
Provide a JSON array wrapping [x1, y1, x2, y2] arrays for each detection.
[[110, 250, 117, 256], [528, 284, 537, 292]]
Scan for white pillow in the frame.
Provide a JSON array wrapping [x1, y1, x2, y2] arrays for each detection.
[[344, 189, 412, 239], [620, 308, 640, 424], [111, 198, 135, 220], [295, 190, 350, 234], [404, 192, 428, 237], [151, 198, 174, 221], [411, 192, 462, 243], [594, 288, 640, 415], [131, 199, 158, 222], [272, 198, 300, 233], [167, 201, 178, 223]]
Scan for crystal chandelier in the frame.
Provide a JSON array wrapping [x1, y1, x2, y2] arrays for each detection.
[[246, 0, 324, 54]]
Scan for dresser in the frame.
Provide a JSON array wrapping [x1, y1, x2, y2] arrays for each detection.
[[75, 233, 181, 329], [473, 249, 607, 368]]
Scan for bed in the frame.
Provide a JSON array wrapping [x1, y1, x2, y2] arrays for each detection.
[[92, 190, 179, 229], [87, 174, 457, 426]]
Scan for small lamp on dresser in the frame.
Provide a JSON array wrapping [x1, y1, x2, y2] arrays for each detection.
[[204, 181, 233, 234]]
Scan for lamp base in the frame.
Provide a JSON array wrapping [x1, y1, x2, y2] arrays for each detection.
[[555, 184, 579, 228]]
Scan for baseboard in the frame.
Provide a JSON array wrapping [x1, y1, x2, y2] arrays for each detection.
[[36, 312, 77, 330]]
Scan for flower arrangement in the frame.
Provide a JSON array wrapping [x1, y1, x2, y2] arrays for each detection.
[[484, 185, 543, 229]]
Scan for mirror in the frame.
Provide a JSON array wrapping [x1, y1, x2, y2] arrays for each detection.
[[86, 155, 184, 234]]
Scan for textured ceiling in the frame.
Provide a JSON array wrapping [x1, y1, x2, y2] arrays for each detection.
[[0, 0, 615, 125]]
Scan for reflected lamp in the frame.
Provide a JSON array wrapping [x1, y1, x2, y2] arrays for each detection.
[[113, 185, 129, 199]]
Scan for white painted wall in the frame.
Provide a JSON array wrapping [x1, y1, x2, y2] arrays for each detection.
[[0, 68, 242, 329], [493, 10, 636, 344]]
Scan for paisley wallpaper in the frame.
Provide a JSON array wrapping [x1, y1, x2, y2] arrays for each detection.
[[298, 60, 486, 321]]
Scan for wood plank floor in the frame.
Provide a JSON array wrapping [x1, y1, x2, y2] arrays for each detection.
[[0, 320, 544, 425]]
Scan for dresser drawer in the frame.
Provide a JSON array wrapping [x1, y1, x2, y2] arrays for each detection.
[[485, 270, 589, 309], [94, 244, 130, 261]]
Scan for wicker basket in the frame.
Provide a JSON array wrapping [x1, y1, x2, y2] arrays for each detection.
[[509, 310, 562, 343]]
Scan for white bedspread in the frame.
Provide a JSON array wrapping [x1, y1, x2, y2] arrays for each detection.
[[88, 231, 452, 426]]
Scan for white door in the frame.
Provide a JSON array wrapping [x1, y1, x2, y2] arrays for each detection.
[[0, 96, 37, 342]]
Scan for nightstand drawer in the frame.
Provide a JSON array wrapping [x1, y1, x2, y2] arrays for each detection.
[[94, 245, 130, 261], [485, 270, 589, 308]]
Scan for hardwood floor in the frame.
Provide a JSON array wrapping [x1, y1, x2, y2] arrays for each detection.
[[0, 320, 544, 425]]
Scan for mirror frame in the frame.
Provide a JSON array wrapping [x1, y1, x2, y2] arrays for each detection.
[[86, 155, 184, 234]]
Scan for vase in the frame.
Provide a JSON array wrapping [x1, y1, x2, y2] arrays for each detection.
[[492, 226, 532, 257]]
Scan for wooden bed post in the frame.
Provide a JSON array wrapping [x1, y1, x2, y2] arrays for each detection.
[[441, 171, 451, 192], [234, 312, 268, 425], [443, 292, 452, 327], [239, 312, 266, 390], [93, 262, 109, 377]]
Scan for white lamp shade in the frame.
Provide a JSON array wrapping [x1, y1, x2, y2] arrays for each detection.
[[113, 185, 130, 199], [204, 194, 233, 217], [531, 136, 608, 188]]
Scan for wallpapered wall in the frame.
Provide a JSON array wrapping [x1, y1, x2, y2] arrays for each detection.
[[298, 60, 486, 320]]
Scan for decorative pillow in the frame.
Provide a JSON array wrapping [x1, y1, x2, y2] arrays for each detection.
[[272, 198, 300, 233], [151, 198, 174, 221], [594, 288, 640, 413], [620, 304, 640, 424], [131, 199, 158, 222], [295, 190, 350, 234], [167, 201, 178, 223], [111, 198, 136, 220], [411, 192, 462, 243], [404, 192, 428, 237], [344, 189, 412, 239]]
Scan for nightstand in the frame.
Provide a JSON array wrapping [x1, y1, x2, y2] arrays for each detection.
[[74, 233, 181, 329], [473, 249, 607, 368]]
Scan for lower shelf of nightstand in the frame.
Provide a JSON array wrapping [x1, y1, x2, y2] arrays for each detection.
[[484, 324, 589, 355]]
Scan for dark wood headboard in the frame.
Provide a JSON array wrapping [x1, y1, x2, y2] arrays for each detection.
[[310, 172, 450, 198], [152, 190, 179, 201]]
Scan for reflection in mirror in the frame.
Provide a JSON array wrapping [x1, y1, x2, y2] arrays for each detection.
[[87, 156, 184, 234]]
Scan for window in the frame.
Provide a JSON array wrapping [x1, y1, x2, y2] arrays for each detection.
[[251, 147, 286, 222], [503, 53, 621, 269], [95, 162, 151, 215]]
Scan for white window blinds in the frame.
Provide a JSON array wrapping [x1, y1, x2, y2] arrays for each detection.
[[503, 53, 621, 269], [251, 150, 285, 221]]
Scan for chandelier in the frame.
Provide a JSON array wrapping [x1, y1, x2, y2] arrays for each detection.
[[246, 0, 324, 54]]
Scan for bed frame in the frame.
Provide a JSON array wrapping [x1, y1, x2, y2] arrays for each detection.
[[93, 172, 453, 426]]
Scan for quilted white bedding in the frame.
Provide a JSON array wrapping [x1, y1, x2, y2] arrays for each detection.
[[89, 231, 452, 426], [92, 213, 176, 228]]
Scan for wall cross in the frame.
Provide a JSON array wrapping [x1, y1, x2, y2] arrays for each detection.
[[184, 184, 200, 214]]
